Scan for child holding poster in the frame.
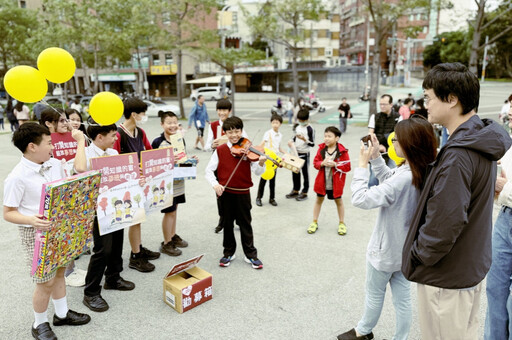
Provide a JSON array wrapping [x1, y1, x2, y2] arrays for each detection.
[[81, 120, 135, 313], [152, 111, 197, 257], [113, 97, 159, 273], [3, 123, 90, 339], [40, 107, 88, 287]]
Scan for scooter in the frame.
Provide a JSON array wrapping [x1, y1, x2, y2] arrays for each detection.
[[270, 105, 286, 117], [310, 97, 326, 113]]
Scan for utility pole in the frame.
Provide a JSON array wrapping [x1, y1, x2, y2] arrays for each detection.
[[481, 35, 489, 82], [405, 37, 411, 87], [364, 17, 370, 93]]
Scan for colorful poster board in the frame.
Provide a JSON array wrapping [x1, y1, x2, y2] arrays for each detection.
[[90, 153, 146, 235], [31, 171, 101, 278], [141, 147, 174, 213], [51, 132, 77, 177]]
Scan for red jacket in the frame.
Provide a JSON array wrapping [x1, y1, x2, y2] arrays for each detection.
[[313, 142, 351, 197]]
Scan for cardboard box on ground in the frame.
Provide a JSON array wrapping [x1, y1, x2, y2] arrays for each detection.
[[163, 254, 212, 313]]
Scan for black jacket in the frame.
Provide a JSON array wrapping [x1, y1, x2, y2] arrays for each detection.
[[402, 115, 512, 289]]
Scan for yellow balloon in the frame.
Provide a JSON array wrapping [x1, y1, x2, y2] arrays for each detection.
[[89, 92, 124, 126], [388, 145, 405, 164], [3, 65, 48, 103], [37, 47, 76, 84], [387, 131, 395, 147]]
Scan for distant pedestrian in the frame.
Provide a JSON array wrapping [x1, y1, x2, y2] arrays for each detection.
[[70, 98, 82, 113], [286, 97, 294, 125], [338, 97, 351, 134], [402, 62, 512, 340], [14, 101, 30, 125], [5, 98, 18, 132], [339, 115, 437, 340], [306, 126, 350, 236], [399, 98, 413, 120], [414, 98, 428, 119], [188, 95, 209, 151]]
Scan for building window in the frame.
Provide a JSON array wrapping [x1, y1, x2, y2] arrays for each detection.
[[416, 13, 422, 20], [410, 14, 414, 21], [165, 53, 173, 65], [423, 26, 428, 34], [19, 0, 26, 8], [152, 54, 160, 66]]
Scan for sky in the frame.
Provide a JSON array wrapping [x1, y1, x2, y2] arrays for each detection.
[[438, 0, 501, 33]]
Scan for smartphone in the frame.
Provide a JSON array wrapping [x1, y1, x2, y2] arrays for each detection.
[[361, 135, 371, 145]]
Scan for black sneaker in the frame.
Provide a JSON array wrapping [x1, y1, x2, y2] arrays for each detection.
[[215, 225, 223, 233], [337, 328, 374, 340], [219, 254, 235, 267], [295, 193, 308, 201], [129, 252, 155, 272], [285, 191, 299, 199], [172, 234, 188, 248], [269, 198, 277, 206], [244, 256, 263, 269], [32, 322, 57, 340], [139, 245, 160, 260], [255, 197, 262, 206], [160, 241, 182, 256]]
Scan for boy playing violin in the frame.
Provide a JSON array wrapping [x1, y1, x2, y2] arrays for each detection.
[[205, 117, 266, 269]]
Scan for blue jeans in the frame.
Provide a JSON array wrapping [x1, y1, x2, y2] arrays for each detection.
[[356, 262, 411, 340], [368, 157, 396, 187], [484, 206, 512, 340]]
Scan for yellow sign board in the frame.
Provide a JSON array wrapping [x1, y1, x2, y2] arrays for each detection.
[[150, 65, 177, 75]]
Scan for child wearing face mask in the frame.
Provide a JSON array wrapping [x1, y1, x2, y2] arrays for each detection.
[[286, 108, 315, 201], [113, 98, 160, 274]]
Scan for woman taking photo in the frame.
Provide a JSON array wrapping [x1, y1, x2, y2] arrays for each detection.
[[338, 115, 437, 340]]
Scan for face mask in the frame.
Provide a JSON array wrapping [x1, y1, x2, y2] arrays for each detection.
[[299, 121, 308, 126], [135, 115, 148, 127]]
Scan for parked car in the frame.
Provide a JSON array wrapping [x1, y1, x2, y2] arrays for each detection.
[[79, 96, 93, 114], [43, 96, 67, 108], [190, 86, 223, 102], [143, 99, 180, 117]]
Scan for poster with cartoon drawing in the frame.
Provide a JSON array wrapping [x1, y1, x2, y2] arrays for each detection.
[[90, 153, 146, 235], [141, 147, 174, 213]]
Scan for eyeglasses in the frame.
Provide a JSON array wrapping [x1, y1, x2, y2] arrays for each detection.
[[391, 137, 398, 143], [58, 118, 67, 123]]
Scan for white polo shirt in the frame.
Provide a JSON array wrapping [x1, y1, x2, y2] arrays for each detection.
[[4, 157, 64, 226], [85, 143, 118, 170], [262, 129, 282, 153]]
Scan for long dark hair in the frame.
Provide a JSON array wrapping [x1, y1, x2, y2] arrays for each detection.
[[394, 115, 437, 189], [14, 101, 24, 112]]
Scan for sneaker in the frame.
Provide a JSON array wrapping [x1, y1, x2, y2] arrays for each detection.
[[337, 328, 374, 340], [129, 252, 155, 272], [172, 234, 188, 248], [295, 193, 308, 201], [269, 199, 277, 206], [307, 222, 318, 234], [338, 222, 347, 236], [219, 254, 236, 267], [244, 257, 263, 269], [285, 191, 299, 199], [215, 225, 223, 233], [139, 245, 160, 260], [256, 197, 262, 206], [160, 241, 182, 256], [65, 270, 86, 287]]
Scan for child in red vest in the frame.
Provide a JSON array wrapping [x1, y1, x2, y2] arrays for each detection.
[[307, 126, 351, 235], [205, 117, 266, 269]]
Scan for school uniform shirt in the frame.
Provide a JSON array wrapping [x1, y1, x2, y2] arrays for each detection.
[[205, 142, 265, 191], [113, 124, 152, 157], [85, 143, 118, 170], [204, 120, 248, 151], [262, 129, 282, 153], [4, 157, 64, 227], [313, 143, 351, 197], [293, 124, 315, 154], [151, 133, 185, 197]]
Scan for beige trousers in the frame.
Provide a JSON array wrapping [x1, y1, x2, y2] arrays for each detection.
[[417, 282, 482, 340]]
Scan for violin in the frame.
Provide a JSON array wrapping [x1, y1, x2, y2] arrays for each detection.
[[230, 138, 281, 167]]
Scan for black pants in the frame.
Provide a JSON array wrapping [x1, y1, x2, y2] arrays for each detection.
[[257, 172, 276, 199], [84, 218, 124, 297], [219, 192, 257, 259], [292, 153, 310, 193]]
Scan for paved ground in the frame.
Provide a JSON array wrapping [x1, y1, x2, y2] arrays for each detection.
[[1, 81, 509, 339]]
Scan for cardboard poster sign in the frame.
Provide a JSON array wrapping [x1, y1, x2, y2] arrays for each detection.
[[90, 153, 146, 235], [169, 134, 187, 163], [141, 147, 174, 213], [51, 132, 78, 177], [32, 171, 100, 278]]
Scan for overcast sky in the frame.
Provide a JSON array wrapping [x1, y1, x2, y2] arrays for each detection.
[[439, 0, 501, 33]]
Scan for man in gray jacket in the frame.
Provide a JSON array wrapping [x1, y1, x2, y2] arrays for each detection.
[[402, 62, 512, 339]]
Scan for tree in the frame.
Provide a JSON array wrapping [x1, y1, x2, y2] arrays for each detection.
[[423, 31, 470, 69], [0, 0, 39, 86], [468, 0, 512, 75], [203, 45, 266, 115], [244, 0, 326, 101], [362, 0, 430, 115]]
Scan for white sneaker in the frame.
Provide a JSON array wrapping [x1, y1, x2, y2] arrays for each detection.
[[65, 270, 86, 287], [75, 268, 88, 276]]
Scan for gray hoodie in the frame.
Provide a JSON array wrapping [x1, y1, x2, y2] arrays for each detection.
[[402, 115, 512, 289], [352, 157, 418, 273]]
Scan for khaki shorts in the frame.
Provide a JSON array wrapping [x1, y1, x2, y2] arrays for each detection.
[[19, 226, 57, 283]]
